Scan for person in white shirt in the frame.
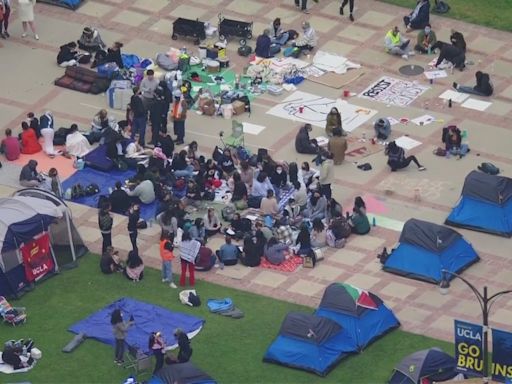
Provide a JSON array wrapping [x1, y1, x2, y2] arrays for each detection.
[[292, 181, 308, 208], [139, 69, 159, 109], [293, 21, 317, 52], [125, 134, 153, 159], [65, 124, 91, 157], [126, 179, 155, 204]]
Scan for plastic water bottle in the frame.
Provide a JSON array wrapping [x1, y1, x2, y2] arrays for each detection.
[[108, 187, 113, 194], [427, 45, 431, 55], [448, 99, 452, 108], [372, 217, 376, 227]]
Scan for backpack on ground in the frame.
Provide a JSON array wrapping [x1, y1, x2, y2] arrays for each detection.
[[71, 184, 85, 199], [433, 0, 450, 14], [222, 205, 236, 221], [237, 45, 252, 57], [478, 162, 500, 175], [85, 183, 100, 196]]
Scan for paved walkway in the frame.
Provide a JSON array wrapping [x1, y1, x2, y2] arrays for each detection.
[[1, 0, 512, 343]]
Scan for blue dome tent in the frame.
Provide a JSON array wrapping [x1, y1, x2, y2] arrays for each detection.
[[389, 348, 458, 384], [383, 219, 480, 283], [314, 283, 400, 351], [263, 312, 357, 376], [39, 0, 84, 10], [445, 170, 512, 237]]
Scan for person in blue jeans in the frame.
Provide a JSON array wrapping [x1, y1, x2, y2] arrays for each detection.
[[269, 18, 290, 46], [294, 0, 309, 14], [216, 235, 239, 267], [453, 71, 493, 97], [129, 87, 147, 146]]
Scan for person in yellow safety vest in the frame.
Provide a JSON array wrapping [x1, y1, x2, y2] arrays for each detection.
[[384, 26, 415, 60]]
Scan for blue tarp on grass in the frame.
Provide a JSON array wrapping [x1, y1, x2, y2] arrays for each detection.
[[62, 167, 158, 220], [69, 298, 205, 355]]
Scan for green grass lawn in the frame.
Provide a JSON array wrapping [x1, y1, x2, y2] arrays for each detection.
[[4, 254, 453, 383], [378, 0, 512, 32]]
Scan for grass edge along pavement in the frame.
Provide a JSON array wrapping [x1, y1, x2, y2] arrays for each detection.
[[4, 253, 453, 384], [378, 0, 512, 32]]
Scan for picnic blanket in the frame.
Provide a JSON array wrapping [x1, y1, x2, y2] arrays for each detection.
[[61, 167, 158, 220], [260, 256, 303, 272]]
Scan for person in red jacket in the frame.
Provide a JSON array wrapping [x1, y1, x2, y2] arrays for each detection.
[[20, 121, 41, 154]]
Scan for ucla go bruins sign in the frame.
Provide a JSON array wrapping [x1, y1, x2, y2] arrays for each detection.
[[454, 320, 483, 376]]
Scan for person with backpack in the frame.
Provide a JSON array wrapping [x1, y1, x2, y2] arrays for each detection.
[[99, 201, 113, 254], [453, 71, 493, 97], [385, 141, 426, 172], [160, 231, 177, 288]]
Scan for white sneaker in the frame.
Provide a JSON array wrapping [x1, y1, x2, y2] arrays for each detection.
[[21, 33, 27, 38], [408, 51, 415, 56], [169, 282, 177, 289], [34, 34, 39, 40], [401, 54, 409, 60], [161, 279, 168, 283]]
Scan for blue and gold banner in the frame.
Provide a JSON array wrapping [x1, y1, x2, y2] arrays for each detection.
[[492, 328, 512, 383], [454, 320, 483, 376]]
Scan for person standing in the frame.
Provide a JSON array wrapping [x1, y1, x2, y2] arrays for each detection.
[[294, 0, 309, 14], [160, 231, 177, 288], [18, 0, 38, 40], [171, 90, 187, 145], [99, 201, 113, 254], [127, 203, 140, 252], [139, 69, 159, 110], [328, 128, 348, 165], [1, 0, 11, 38], [340, 0, 355, 21], [319, 152, 335, 200], [129, 87, 147, 147], [111, 309, 134, 365], [179, 232, 200, 287], [149, 332, 165, 373]]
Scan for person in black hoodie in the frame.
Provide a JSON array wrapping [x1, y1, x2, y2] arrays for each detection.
[[453, 71, 493, 97], [109, 181, 130, 214], [150, 81, 170, 145], [57, 41, 79, 67], [156, 128, 174, 158], [450, 30, 466, 52], [432, 41, 465, 70], [92, 41, 124, 69], [295, 124, 319, 154], [270, 164, 288, 190], [99, 201, 114, 254], [127, 203, 140, 251]]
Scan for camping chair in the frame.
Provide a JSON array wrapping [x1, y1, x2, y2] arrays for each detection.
[[222, 120, 245, 148], [124, 345, 153, 378], [0, 296, 27, 326]]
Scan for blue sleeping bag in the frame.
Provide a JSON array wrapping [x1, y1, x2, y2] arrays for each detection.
[[207, 299, 234, 313], [38, 0, 84, 10], [122, 54, 141, 69]]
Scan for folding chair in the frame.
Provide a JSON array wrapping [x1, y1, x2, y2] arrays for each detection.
[[123, 345, 153, 378], [223, 120, 245, 148], [0, 296, 27, 326]]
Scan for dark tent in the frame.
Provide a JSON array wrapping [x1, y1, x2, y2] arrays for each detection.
[[263, 312, 357, 376], [314, 283, 400, 351], [383, 219, 479, 283], [149, 361, 216, 384], [389, 348, 458, 384], [445, 171, 512, 237], [39, 0, 84, 10]]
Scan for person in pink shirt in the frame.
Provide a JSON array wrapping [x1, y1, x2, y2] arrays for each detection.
[[1, 129, 20, 161]]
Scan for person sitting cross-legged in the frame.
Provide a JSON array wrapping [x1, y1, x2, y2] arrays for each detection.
[[414, 24, 437, 54], [215, 235, 240, 268], [385, 26, 414, 60]]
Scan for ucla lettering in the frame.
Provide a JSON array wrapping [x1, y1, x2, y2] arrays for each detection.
[[32, 264, 48, 275], [457, 328, 482, 341]]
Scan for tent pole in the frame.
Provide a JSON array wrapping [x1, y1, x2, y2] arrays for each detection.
[[65, 210, 77, 263]]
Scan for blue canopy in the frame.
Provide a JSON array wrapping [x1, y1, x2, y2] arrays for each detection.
[[383, 219, 480, 283], [446, 171, 512, 237], [69, 298, 204, 355], [263, 312, 357, 376]]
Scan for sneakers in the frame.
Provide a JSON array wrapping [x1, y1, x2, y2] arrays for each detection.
[[401, 54, 409, 60], [408, 51, 415, 56], [21, 33, 27, 38], [220, 263, 225, 270], [34, 34, 39, 40], [418, 166, 426, 171], [339, 6, 344, 15], [349, 14, 354, 22], [4, 32, 9, 38], [302, 9, 310, 14], [169, 282, 177, 289], [161, 278, 169, 283], [452, 82, 458, 90]]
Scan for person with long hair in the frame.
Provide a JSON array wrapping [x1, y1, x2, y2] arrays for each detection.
[[311, 218, 327, 248], [203, 208, 221, 237], [124, 250, 144, 281], [111, 309, 134, 365], [189, 217, 206, 244], [385, 141, 426, 172], [179, 231, 200, 286], [295, 223, 311, 255], [264, 237, 289, 265], [148, 331, 166, 373], [240, 235, 262, 267], [325, 107, 343, 137]]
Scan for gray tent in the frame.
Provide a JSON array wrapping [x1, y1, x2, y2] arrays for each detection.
[[153, 361, 216, 384], [460, 170, 512, 204], [389, 348, 458, 384], [398, 219, 461, 253]]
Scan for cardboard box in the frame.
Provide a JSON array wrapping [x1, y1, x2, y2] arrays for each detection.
[[232, 100, 246, 115]]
